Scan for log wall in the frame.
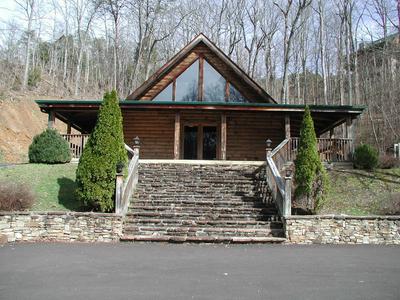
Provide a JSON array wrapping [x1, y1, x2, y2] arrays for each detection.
[[123, 110, 175, 159], [122, 109, 285, 161], [226, 112, 285, 161]]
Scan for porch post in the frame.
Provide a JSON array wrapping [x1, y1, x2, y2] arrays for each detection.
[[345, 117, 354, 140], [285, 114, 290, 139], [346, 116, 354, 158], [67, 122, 72, 134], [174, 112, 181, 159], [48, 111, 55, 129], [221, 113, 227, 160], [329, 128, 335, 138]]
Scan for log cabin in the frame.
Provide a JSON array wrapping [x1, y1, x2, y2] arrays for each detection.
[[36, 34, 364, 163]]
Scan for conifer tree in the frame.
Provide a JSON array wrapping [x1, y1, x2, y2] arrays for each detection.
[[294, 106, 328, 212], [75, 90, 127, 212]]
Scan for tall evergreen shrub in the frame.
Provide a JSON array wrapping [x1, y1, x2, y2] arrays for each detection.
[[75, 91, 127, 212], [294, 106, 328, 212]]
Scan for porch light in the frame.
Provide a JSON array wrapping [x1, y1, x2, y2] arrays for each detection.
[[116, 161, 125, 174], [133, 136, 140, 146], [285, 167, 292, 178], [266, 139, 272, 148]]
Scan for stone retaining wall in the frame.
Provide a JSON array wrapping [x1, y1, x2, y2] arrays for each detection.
[[0, 211, 123, 243], [285, 215, 400, 245]]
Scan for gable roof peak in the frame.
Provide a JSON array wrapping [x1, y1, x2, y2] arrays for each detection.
[[126, 33, 276, 103]]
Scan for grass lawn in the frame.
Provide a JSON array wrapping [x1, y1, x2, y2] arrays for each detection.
[[0, 163, 81, 211], [319, 168, 400, 215]]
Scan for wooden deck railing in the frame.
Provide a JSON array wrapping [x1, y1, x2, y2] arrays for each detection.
[[289, 137, 353, 162], [61, 134, 89, 159], [265, 137, 353, 217], [115, 138, 140, 215]]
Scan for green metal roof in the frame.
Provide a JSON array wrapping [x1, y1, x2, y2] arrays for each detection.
[[35, 99, 366, 112]]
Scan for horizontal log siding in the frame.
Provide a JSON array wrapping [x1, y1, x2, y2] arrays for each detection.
[[123, 110, 175, 159], [226, 112, 285, 161]]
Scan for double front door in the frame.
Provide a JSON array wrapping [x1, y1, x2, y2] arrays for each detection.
[[183, 125, 217, 160]]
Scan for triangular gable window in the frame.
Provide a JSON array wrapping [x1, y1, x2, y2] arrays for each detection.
[[154, 83, 173, 101], [228, 84, 247, 103], [203, 60, 225, 102], [152, 56, 249, 103], [175, 60, 199, 102]]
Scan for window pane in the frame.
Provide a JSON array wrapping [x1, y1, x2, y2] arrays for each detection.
[[175, 60, 199, 102], [153, 83, 173, 101], [228, 84, 248, 103], [203, 60, 225, 102]]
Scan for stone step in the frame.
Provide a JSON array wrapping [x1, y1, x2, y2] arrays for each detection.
[[127, 211, 276, 221], [121, 235, 286, 244], [123, 225, 283, 237], [130, 199, 268, 208], [132, 194, 268, 201], [124, 218, 282, 227], [129, 205, 277, 215]]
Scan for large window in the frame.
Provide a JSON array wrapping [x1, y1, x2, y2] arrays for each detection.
[[175, 60, 199, 102], [203, 60, 225, 102], [152, 56, 249, 103]]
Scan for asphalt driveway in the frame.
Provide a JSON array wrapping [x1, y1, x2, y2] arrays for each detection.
[[0, 243, 399, 300]]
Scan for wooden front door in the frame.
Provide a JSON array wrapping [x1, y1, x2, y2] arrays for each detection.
[[183, 125, 217, 160]]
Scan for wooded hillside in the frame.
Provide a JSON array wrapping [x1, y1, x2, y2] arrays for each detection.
[[0, 0, 399, 158]]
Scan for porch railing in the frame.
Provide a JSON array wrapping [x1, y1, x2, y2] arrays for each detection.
[[61, 134, 90, 159], [115, 137, 140, 215], [289, 137, 353, 162], [265, 139, 292, 217]]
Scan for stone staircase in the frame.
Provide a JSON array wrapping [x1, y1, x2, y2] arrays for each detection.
[[121, 162, 286, 243]]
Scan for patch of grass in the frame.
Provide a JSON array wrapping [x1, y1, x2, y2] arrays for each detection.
[[318, 168, 400, 215], [0, 163, 82, 211]]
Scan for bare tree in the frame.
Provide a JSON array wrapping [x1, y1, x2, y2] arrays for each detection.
[[274, 0, 312, 103], [15, 0, 36, 89]]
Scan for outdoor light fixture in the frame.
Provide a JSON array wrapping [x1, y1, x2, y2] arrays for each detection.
[[266, 139, 272, 148], [116, 161, 124, 173], [133, 136, 140, 146]]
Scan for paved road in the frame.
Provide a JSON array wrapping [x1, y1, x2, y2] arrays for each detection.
[[0, 243, 399, 300]]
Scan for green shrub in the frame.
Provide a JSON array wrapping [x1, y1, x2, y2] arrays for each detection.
[[353, 144, 378, 170], [29, 129, 71, 163], [294, 106, 329, 212], [0, 180, 35, 211], [75, 90, 127, 212]]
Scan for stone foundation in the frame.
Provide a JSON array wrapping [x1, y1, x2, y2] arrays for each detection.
[[0, 211, 123, 243], [284, 215, 400, 245]]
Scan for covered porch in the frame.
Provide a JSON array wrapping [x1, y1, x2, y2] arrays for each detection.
[[37, 100, 364, 163]]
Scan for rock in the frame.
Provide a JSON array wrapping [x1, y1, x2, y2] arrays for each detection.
[[0, 234, 8, 246]]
